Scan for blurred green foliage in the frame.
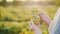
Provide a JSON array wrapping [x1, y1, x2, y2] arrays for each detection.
[[0, 0, 60, 34], [0, 5, 58, 34]]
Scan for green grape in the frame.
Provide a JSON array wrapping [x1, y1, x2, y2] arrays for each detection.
[[32, 8, 40, 25]]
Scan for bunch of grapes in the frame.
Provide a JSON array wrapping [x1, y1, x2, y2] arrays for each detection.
[[31, 8, 41, 25]]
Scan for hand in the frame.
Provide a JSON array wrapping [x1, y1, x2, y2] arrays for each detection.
[[39, 11, 51, 26], [30, 19, 42, 34]]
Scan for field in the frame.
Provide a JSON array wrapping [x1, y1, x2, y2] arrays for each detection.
[[0, 5, 58, 34]]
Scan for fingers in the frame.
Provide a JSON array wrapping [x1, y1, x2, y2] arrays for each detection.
[[30, 19, 42, 34], [39, 11, 51, 26], [30, 19, 40, 30]]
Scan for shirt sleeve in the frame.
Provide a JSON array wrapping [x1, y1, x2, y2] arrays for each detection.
[[48, 7, 60, 34]]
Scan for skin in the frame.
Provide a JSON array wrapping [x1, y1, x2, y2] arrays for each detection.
[[39, 11, 52, 26], [30, 10, 52, 34]]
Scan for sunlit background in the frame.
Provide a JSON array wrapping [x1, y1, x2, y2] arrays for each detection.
[[0, 0, 60, 34]]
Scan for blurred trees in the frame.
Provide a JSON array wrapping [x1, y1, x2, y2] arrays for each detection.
[[0, 0, 60, 6], [52, 0, 60, 6], [0, 0, 7, 6]]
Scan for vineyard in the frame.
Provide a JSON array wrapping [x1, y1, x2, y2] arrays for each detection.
[[0, 0, 60, 34], [0, 5, 58, 34]]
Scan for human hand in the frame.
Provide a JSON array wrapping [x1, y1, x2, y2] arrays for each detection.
[[30, 19, 42, 34]]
